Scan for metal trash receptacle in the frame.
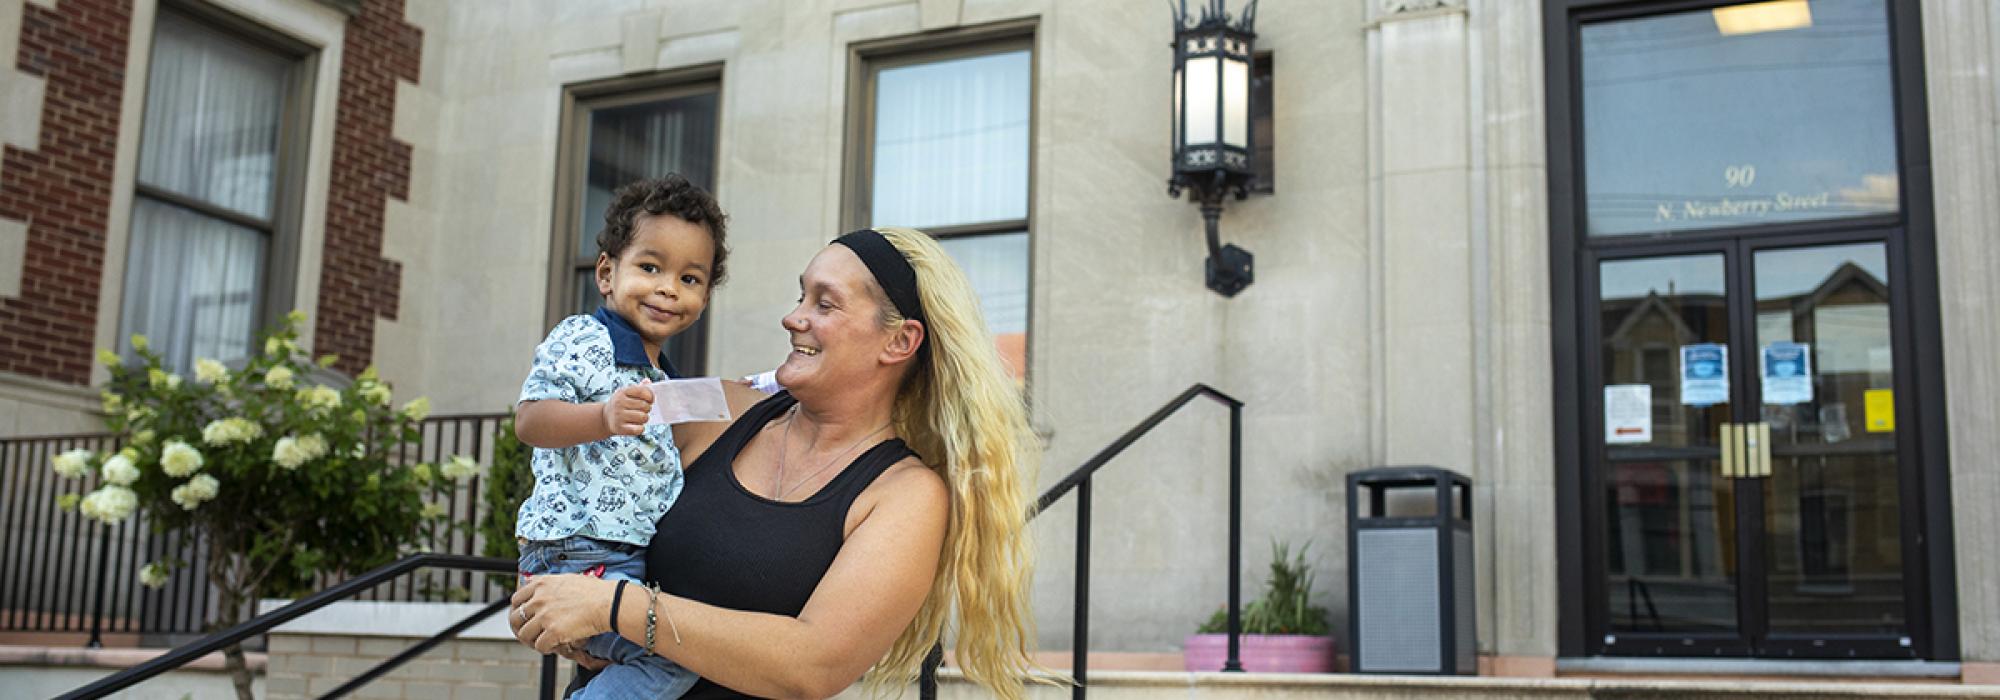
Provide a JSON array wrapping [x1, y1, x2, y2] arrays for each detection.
[[1347, 466, 1474, 674]]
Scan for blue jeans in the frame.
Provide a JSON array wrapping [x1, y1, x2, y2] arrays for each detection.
[[518, 537, 697, 700]]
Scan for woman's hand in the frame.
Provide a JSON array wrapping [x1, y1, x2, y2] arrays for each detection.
[[510, 573, 616, 654]]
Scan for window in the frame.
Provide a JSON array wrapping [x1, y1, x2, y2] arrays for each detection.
[[850, 34, 1033, 380], [120, 9, 311, 371], [550, 74, 720, 375], [1579, 0, 1898, 236]]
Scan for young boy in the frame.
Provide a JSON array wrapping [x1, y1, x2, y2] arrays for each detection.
[[513, 174, 727, 699]]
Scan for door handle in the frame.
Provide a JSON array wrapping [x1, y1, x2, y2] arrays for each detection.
[[1752, 422, 1772, 478], [1720, 423, 1738, 478]]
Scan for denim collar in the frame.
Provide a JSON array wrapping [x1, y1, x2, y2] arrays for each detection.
[[592, 306, 679, 378]]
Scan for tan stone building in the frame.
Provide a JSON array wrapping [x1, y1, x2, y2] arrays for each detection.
[[3, 0, 1999, 685]]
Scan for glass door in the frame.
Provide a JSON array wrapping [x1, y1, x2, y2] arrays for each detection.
[[1584, 237, 1918, 657]]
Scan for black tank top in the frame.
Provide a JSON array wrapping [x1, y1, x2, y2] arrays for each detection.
[[645, 392, 912, 699]]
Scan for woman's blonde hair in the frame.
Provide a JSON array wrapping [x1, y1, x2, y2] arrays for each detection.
[[861, 227, 1048, 698]]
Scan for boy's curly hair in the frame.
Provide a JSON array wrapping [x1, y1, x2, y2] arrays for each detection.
[[597, 174, 730, 288]]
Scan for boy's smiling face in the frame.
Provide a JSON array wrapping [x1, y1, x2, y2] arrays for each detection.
[[596, 212, 715, 362]]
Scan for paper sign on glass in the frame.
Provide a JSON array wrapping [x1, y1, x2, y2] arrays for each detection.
[[1761, 342, 1813, 405], [1865, 388, 1895, 433], [1680, 343, 1729, 407], [1605, 384, 1653, 445], [645, 378, 732, 426]]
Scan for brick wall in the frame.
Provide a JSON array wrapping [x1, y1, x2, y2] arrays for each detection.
[[0, 0, 131, 386], [267, 633, 571, 700], [315, 0, 421, 376]]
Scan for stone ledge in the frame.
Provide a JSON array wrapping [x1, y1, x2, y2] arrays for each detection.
[[260, 600, 516, 641], [0, 644, 265, 673]]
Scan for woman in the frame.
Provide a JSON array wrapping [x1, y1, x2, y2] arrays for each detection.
[[510, 227, 1045, 699]]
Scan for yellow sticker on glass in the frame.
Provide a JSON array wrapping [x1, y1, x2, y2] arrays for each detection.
[[1865, 389, 1895, 433]]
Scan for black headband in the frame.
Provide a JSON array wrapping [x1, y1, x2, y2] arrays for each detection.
[[833, 229, 929, 360]]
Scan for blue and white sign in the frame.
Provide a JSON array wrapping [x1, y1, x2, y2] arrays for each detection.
[[1680, 343, 1729, 407], [1761, 342, 1813, 406]]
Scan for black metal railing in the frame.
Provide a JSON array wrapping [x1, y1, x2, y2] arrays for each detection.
[[920, 383, 1245, 698], [0, 413, 515, 643], [57, 553, 552, 700]]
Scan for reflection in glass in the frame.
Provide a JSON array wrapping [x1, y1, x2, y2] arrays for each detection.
[[938, 233, 1028, 379], [578, 93, 719, 259], [1581, 0, 1898, 236], [1598, 255, 1737, 633], [1754, 243, 1903, 634]]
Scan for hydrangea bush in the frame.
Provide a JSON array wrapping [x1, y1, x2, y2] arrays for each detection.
[[49, 311, 477, 700]]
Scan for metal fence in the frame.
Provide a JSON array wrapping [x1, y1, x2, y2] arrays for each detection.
[[0, 413, 515, 646]]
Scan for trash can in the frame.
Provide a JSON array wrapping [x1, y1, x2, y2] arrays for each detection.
[[1347, 466, 1474, 675]]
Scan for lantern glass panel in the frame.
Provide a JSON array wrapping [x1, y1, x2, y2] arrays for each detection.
[[1173, 67, 1183, 151], [1223, 56, 1249, 148], [1184, 55, 1219, 146]]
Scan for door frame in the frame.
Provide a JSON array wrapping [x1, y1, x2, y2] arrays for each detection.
[[1545, 0, 1957, 660]]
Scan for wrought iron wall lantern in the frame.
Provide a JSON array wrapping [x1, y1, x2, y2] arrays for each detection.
[[1169, 0, 1259, 297]]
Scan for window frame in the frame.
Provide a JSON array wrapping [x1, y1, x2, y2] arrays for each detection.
[[122, 1, 318, 364], [545, 64, 725, 372], [842, 20, 1039, 379]]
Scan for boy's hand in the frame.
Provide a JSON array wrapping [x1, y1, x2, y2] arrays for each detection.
[[602, 382, 654, 437]]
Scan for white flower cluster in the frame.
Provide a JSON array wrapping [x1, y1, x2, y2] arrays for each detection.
[[265, 336, 299, 358], [100, 451, 140, 487], [202, 418, 263, 446], [139, 562, 171, 589], [147, 368, 181, 390], [400, 397, 430, 422], [264, 366, 295, 390], [440, 455, 480, 482], [79, 486, 137, 524], [273, 433, 330, 470], [194, 358, 228, 384], [51, 449, 92, 479], [170, 474, 220, 511], [161, 441, 204, 477], [297, 385, 342, 412], [359, 382, 392, 406], [420, 502, 449, 520]]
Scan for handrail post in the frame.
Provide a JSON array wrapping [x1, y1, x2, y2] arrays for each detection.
[[1223, 400, 1243, 672], [541, 654, 557, 700], [1073, 478, 1090, 700], [86, 524, 112, 648]]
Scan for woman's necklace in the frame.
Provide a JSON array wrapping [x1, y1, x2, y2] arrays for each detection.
[[773, 404, 892, 501]]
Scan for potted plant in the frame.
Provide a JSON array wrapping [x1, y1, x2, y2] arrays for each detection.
[[1183, 541, 1338, 673]]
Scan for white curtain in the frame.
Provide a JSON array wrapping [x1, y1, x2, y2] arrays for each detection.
[[121, 11, 290, 370], [120, 200, 265, 369], [870, 50, 1030, 229]]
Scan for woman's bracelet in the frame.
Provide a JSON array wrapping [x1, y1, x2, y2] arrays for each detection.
[[643, 583, 658, 650], [609, 579, 629, 637], [646, 582, 682, 647]]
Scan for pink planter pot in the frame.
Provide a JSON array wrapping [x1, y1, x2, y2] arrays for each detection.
[[1182, 633, 1337, 673]]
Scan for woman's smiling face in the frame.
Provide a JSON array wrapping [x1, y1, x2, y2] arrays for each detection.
[[777, 245, 893, 392]]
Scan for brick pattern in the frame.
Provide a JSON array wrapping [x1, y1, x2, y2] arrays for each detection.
[[0, 0, 131, 385], [315, 0, 420, 376], [266, 633, 572, 700]]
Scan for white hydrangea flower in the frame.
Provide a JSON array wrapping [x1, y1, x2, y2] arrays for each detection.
[[360, 382, 392, 405], [296, 434, 329, 460], [139, 562, 171, 589], [399, 396, 430, 422], [133, 430, 155, 446], [194, 358, 228, 384], [298, 385, 342, 412], [420, 502, 448, 520], [160, 441, 203, 477], [171, 474, 220, 511], [201, 418, 264, 446], [51, 449, 93, 479], [439, 455, 479, 482], [79, 486, 138, 524], [264, 366, 295, 390], [100, 453, 139, 487], [272, 437, 308, 470]]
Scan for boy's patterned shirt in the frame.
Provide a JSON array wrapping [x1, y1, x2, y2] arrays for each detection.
[[514, 309, 682, 546]]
